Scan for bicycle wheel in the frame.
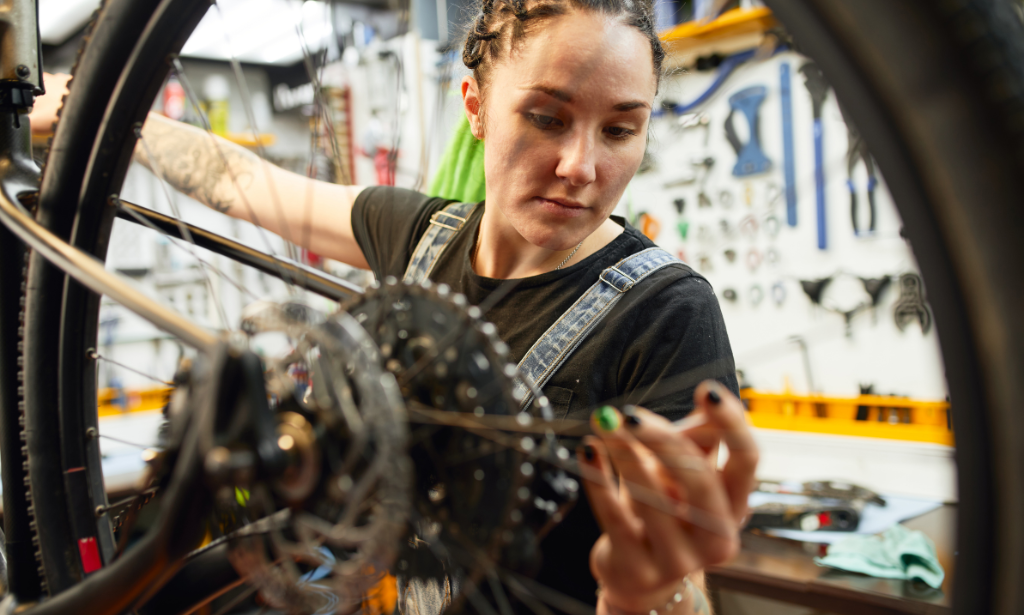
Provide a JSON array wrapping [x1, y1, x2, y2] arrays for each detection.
[[15, 0, 1024, 614]]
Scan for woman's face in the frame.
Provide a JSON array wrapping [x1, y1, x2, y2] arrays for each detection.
[[465, 11, 658, 251]]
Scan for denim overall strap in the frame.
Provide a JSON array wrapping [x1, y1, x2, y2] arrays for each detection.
[[402, 201, 479, 285], [513, 247, 681, 410]]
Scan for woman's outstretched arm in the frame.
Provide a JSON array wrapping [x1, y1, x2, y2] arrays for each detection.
[[31, 74, 369, 268], [134, 113, 369, 269]]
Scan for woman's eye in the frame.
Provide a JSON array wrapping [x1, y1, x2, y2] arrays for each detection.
[[528, 114, 562, 130], [606, 126, 637, 139]]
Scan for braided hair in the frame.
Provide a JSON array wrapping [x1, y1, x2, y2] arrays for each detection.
[[462, 0, 666, 92]]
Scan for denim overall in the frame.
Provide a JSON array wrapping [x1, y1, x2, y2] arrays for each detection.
[[403, 201, 682, 410], [396, 201, 682, 615]]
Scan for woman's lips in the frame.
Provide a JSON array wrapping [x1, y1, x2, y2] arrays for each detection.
[[537, 197, 587, 218]]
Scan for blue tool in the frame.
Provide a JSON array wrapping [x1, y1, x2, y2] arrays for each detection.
[[725, 85, 772, 177], [800, 62, 830, 250], [780, 63, 797, 227]]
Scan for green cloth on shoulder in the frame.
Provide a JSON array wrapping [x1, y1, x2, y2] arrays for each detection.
[[815, 523, 945, 589], [428, 115, 486, 203]]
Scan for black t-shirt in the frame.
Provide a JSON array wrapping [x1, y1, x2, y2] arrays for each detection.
[[352, 186, 738, 608]]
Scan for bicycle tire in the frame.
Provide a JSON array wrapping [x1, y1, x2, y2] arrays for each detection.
[[26, 0, 210, 597], [16, 0, 1024, 614]]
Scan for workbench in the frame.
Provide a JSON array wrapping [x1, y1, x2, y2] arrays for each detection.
[[707, 504, 955, 615]]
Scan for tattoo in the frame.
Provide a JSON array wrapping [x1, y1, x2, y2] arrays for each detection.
[[140, 118, 258, 215]]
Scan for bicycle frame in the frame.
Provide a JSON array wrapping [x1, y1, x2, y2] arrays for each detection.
[[3, 0, 1023, 614]]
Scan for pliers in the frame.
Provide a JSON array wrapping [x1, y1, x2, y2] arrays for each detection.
[[846, 124, 878, 235]]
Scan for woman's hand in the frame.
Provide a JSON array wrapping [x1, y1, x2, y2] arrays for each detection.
[[579, 381, 759, 615], [29, 72, 72, 135]]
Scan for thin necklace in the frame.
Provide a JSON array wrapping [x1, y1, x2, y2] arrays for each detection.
[[472, 236, 584, 271], [555, 241, 584, 270]]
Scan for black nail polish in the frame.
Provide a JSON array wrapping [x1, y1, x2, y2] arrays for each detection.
[[583, 444, 596, 461], [623, 405, 641, 427], [708, 389, 722, 404]]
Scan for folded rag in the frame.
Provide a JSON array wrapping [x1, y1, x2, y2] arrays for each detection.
[[428, 114, 486, 203], [814, 523, 945, 589]]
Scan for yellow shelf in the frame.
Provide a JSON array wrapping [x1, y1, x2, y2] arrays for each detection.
[[662, 7, 777, 43], [98, 387, 171, 418], [741, 389, 953, 446], [660, 7, 780, 68]]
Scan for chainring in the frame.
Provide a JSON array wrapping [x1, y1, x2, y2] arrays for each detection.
[[343, 279, 541, 591]]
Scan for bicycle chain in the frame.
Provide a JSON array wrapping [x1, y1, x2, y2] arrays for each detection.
[[111, 489, 159, 533]]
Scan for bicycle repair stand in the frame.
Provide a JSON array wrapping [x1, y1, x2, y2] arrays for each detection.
[[0, 0, 49, 602]]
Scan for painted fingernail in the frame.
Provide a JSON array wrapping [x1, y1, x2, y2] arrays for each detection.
[[583, 444, 596, 461], [708, 389, 721, 404], [595, 406, 620, 432], [623, 405, 641, 427]]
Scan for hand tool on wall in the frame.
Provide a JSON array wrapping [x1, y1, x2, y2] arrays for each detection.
[[859, 275, 891, 322], [725, 85, 772, 177], [749, 284, 764, 307], [780, 62, 798, 226], [746, 248, 762, 272], [692, 157, 715, 207], [678, 112, 711, 146], [845, 121, 878, 235], [771, 281, 787, 305], [800, 276, 832, 306], [719, 189, 734, 208], [636, 212, 661, 240], [673, 198, 686, 215], [800, 62, 830, 250], [893, 272, 933, 334]]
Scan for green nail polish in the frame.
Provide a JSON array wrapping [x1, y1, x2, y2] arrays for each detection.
[[595, 406, 620, 432]]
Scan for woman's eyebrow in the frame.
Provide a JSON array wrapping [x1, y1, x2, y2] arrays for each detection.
[[522, 84, 650, 111], [614, 101, 650, 111], [523, 84, 573, 102]]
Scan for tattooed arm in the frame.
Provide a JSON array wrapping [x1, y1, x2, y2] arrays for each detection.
[[134, 113, 369, 269]]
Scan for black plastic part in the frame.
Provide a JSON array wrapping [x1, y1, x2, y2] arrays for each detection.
[[798, 277, 831, 305], [859, 276, 890, 307]]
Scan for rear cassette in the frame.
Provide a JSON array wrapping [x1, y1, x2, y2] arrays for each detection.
[[344, 278, 572, 605]]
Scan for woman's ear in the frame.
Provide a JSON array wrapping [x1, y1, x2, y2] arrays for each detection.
[[461, 76, 484, 140]]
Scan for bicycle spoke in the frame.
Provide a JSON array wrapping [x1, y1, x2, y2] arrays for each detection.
[[211, 1, 301, 267], [295, 15, 349, 187], [116, 198, 260, 304], [98, 434, 159, 451], [169, 58, 303, 292], [88, 348, 175, 386], [95, 487, 160, 516], [135, 132, 235, 330]]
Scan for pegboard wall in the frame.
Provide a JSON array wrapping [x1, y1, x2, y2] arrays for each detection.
[[617, 50, 948, 400]]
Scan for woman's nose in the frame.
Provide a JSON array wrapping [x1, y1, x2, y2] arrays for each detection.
[[556, 130, 597, 187]]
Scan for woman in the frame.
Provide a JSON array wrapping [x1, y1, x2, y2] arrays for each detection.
[[34, 0, 758, 612]]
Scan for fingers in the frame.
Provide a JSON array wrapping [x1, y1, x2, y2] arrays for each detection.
[[577, 438, 641, 545], [694, 381, 760, 525], [616, 406, 734, 542], [590, 408, 692, 545]]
